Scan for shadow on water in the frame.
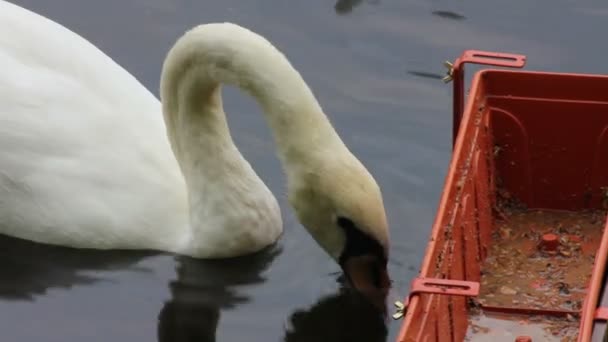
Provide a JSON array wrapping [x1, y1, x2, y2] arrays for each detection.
[[0, 234, 155, 300]]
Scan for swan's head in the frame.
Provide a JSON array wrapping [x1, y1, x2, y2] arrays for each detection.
[[288, 152, 390, 303]]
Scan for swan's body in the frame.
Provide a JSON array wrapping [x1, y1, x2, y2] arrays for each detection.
[[0, 0, 280, 257], [1, 0, 390, 296]]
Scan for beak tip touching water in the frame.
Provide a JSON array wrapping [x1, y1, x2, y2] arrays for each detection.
[[342, 255, 391, 313]]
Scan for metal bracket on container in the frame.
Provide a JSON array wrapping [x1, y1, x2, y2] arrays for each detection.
[[392, 277, 480, 320], [595, 307, 608, 321], [441, 50, 527, 148]]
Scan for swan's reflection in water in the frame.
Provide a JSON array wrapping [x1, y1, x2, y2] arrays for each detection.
[[158, 245, 388, 342], [0, 234, 386, 342], [157, 246, 280, 342], [0, 234, 154, 300], [283, 290, 388, 342]]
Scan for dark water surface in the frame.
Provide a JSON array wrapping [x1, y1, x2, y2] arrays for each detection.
[[3, 0, 608, 341]]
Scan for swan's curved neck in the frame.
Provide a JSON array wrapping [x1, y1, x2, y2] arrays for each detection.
[[160, 23, 343, 178], [158, 23, 345, 255]]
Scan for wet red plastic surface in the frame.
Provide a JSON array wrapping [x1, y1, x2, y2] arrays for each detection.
[[467, 208, 605, 341], [478, 209, 603, 313], [396, 51, 608, 342]]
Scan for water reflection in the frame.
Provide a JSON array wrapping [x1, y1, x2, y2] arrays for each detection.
[[334, 0, 363, 14], [0, 231, 388, 342], [406, 70, 445, 81], [156, 243, 387, 342], [157, 246, 281, 342], [431, 10, 466, 21], [283, 290, 388, 342], [0, 234, 154, 300], [334, 0, 380, 15]]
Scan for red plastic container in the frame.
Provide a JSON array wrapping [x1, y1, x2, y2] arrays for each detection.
[[395, 50, 608, 342]]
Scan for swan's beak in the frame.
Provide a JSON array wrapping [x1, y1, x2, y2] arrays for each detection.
[[342, 254, 390, 312]]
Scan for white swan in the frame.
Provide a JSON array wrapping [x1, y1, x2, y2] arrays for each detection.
[[0, 1, 390, 294]]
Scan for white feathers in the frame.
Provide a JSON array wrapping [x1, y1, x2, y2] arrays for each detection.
[[0, 1, 388, 263]]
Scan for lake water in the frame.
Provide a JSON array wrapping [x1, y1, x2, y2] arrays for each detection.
[[2, 0, 608, 341]]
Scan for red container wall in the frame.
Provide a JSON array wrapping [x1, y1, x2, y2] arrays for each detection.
[[397, 70, 608, 342], [397, 75, 494, 342]]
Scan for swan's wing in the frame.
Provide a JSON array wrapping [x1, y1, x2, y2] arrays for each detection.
[[0, 1, 187, 249]]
